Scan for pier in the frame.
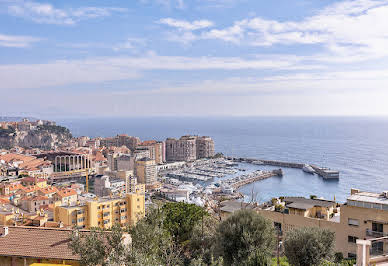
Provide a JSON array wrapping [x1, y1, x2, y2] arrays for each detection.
[[231, 171, 277, 189], [226, 157, 339, 179]]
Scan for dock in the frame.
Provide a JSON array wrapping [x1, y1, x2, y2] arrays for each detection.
[[226, 157, 339, 179], [311, 165, 339, 179]]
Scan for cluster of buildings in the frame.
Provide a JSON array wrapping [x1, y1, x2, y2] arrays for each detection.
[[218, 188, 388, 264], [0, 125, 216, 231], [0, 118, 56, 131]]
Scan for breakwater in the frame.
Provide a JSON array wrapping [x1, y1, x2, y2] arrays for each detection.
[[226, 157, 339, 179]]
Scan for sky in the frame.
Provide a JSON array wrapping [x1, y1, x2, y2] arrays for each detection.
[[1, 0, 388, 118]]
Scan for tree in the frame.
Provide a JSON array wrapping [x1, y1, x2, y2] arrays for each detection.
[[215, 209, 275, 265], [283, 227, 335, 266], [188, 215, 220, 263], [127, 207, 182, 266], [162, 202, 208, 244], [68, 224, 126, 266]]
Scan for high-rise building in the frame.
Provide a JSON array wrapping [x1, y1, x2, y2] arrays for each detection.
[[196, 136, 215, 159], [138, 140, 165, 164], [135, 158, 157, 185], [166, 135, 214, 162]]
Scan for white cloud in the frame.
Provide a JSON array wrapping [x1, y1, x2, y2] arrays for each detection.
[[0, 53, 315, 89], [0, 33, 40, 47], [163, 0, 388, 63], [113, 38, 146, 51], [159, 18, 214, 31], [139, 0, 185, 9], [6, 0, 127, 25]]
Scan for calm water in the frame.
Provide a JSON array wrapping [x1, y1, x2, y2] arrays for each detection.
[[58, 117, 388, 203]]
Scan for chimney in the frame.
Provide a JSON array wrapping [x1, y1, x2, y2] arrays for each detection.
[[0, 226, 9, 237]]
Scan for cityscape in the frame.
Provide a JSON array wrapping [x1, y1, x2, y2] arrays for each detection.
[[2, 0, 388, 265]]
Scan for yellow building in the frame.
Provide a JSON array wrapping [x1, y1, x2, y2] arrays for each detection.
[[257, 189, 388, 260], [54, 192, 145, 229]]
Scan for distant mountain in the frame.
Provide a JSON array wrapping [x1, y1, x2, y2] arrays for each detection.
[[0, 116, 37, 122]]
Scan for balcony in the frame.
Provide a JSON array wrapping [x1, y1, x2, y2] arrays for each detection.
[[366, 229, 388, 238]]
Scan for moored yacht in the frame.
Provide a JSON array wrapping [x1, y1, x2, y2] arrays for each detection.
[[302, 164, 315, 174]]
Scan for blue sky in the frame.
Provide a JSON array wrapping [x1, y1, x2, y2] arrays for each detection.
[[1, 0, 388, 118]]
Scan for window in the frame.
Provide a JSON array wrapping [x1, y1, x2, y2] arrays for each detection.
[[348, 236, 358, 243], [372, 222, 383, 232], [372, 241, 384, 255], [120, 209, 126, 213], [78, 218, 85, 223], [348, 218, 360, 226], [348, 253, 356, 259], [103, 220, 109, 225], [103, 212, 110, 217]]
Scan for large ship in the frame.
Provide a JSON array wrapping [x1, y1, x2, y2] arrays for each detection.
[[302, 164, 315, 174]]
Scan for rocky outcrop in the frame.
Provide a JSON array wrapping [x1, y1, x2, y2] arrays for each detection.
[[0, 125, 72, 150]]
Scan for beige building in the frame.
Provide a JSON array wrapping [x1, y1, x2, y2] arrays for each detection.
[[257, 189, 388, 259], [135, 158, 157, 185], [54, 193, 145, 229], [166, 136, 197, 162], [166, 135, 215, 162], [196, 136, 215, 159], [138, 141, 165, 164]]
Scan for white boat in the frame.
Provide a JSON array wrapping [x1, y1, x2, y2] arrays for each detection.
[[302, 164, 315, 174]]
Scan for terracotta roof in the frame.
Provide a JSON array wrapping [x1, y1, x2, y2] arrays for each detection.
[[0, 226, 84, 260], [22, 177, 46, 183], [38, 186, 58, 194], [7, 183, 24, 192], [18, 185, 38, 193], [56, 188, 77, 198]]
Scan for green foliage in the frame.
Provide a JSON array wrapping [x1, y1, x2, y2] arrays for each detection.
[[188, 215, 220, 263], [310, 195, 318, 199], [215, 209, 275, 265], [0, 127, 15, 137], [334, 252, 344, 263], [37, 124, 72, 138], [213, 153, 224, 158], [127, 207, 182, 266], [162, 202, 208, 244], [284, 227, 335, 266], [271, 257, 290, 266], [68, 224, 126, 266]]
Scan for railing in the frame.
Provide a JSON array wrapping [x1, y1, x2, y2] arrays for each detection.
[[366, 229, 388, 237]]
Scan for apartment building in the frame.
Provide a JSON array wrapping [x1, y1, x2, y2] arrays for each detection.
[[257, 189, 388, 259], [138, 141, 165, 164], [166, 136, 197, 162], [54, 192, 145, 229], [196, 136, 215, 159], [166, 135, 215, 162], [135, 158, 157, 185]]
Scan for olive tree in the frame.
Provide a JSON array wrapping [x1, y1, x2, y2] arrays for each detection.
[[284, 227, 335, 266], [215, 209, 276, 265]]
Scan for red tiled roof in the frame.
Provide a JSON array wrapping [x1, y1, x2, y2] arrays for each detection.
[[56, 188, 77, 198], [0, 226, 85, 260]]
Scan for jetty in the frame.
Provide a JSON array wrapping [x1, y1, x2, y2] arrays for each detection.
[[311, 165, 339, 179], [226, 157, 340, 179], [222, 170, 281, 190]]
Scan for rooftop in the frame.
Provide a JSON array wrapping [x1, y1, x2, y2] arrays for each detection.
[[0, 226, 85, 261], [348, 191, 388, 206]]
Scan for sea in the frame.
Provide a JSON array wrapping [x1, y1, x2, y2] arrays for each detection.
[[58, 116, 388, 203]]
